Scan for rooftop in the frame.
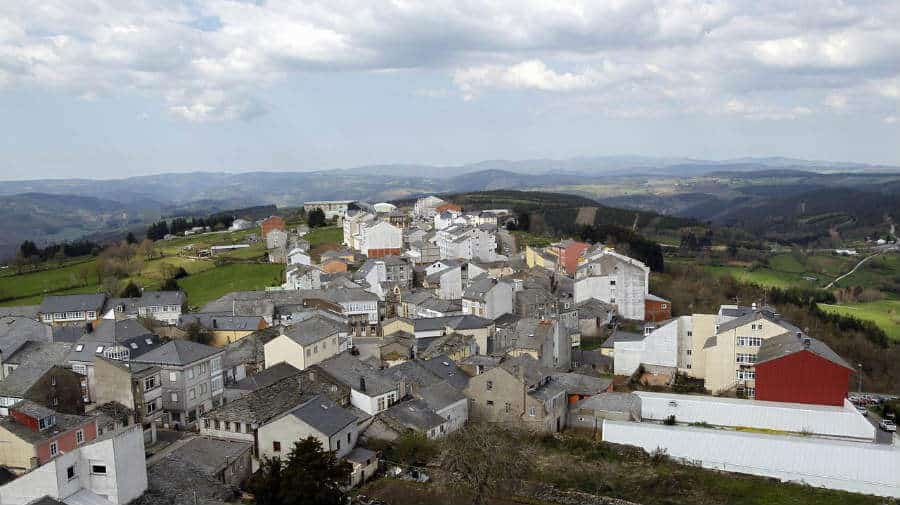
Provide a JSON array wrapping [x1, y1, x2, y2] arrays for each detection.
[[290, 396, 357, 436], [229, 362, 301, 392], [281, 315, 345, 346], [756, 332, 853, 370], [38, 293, 107, 314], [315, 353, 397, 396], [131, 340, 222, 367], [205, 374, 309, 424]]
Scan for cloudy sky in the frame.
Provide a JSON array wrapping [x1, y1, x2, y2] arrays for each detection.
[[2, 0, 899, 179]]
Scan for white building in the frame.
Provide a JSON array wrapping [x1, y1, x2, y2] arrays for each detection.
[[304, 200, 356, 220], [574, 250, 650, 320], [435, 225, 499, 262], [314, 354, 399, 416], [287, 247, 311, 266], [612, 317, 692, 376], [343, 211, 376, 250], [462, 276, 514, 319], [257, 396, 359, 461], [373, 202, 397, 214], [425, 261, 463, 300], [358, 221, 403, 258], [413, 196, 445, 219], [284, 265, 322, 290], [229, 219, 253, 231]]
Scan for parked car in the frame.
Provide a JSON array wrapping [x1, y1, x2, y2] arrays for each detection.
[[880, 420, 897, 432], [855, 405, 868, 416]]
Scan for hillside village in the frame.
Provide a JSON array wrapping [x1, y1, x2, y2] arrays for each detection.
[[0, 194, 897, 505]]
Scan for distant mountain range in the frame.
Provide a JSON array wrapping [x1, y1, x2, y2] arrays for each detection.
[[0, 155, 897, 259]]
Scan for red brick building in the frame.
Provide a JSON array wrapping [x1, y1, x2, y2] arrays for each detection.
[[644, 294, 672, 322], [556, 241, 590, 275], [0, 401, 97, 472], [754, 333, 854, 406], [260, 216, 286, 239]]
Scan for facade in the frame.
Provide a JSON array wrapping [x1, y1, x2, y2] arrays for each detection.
[[103, 291, 186, 325], [0, 402, 97, 472], [314, 353, 399, 416], [574, 251, 650, 321], [435, 225, 499, 261], [612, 317, 692, 376], [644, 294, 672, 323], [177, 313, 268, 347], [38, 294, 107, 326], [260, 216, 286, 240], [359, 221, 403, 258], [413, 196, 445, 219], [263, 315, 346, 371], [257, 396, 359, 461], [284, 265, 322, 290], [304, 200, 356, 219], [462, 276, 513, 319], [754, 333, 854, 406], [424, 261, 463, 300], [130, 340, 225, 427]]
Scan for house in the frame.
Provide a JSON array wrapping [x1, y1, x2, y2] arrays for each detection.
[[514, 287, 557, 320], [177, 313, 268, 347], [413, 196, 445, 219], [553, 240, 590, 275], [574, 251, 650, 321], [0, 316, 52, 380], [355, 256, 413, 293], [263, 315, 347, 370], [284, 265, 322, 290], [754, 332, 854, 406], [462, 276, 513, 319], [314, 353, 399, 416], [435, 225, 499, 261], [424, 260, 463, 300], [0, 342, 82, 416], [644, 293, 672, 322], [103, 291, 186, 325], [373, 202, 397, 214], [575, 299, 615, 341], [141, 436, 249, 505], [304, 200, 356, 219], [497, 318, 571, 371], [287, 247, 312, 266], [309, 288, 380, 338], [0, 401, 97, 473], [222, 326, 282, 386], [358, 221, 403, 258], [346, 447, 378, 488], [258, 395, 359, 461], [343, 211, 377, 251], [260, 216, 286, 240], [367, 398, 450, 441], [0, 413, 147, 505], [90, 358, 164, 435], [415, 380, 468, 434], [568, 392, 641, 432], [418, 332, 477, 362], [130, 340, 225, 427], [549, 372, 613, 404], [412, 315, 494, 355], [612, 317, 692, 376], [65, 319, 163, 402], [38, 294, 107, 326], [224, 361, 299, 400], [463, 355, 567, 432]]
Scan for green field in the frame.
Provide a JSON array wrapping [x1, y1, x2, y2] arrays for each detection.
[[819, 299, 900, 341], [0, 259, 100, 304], [705, 264, 816, 289], [177, 263, 284, 308], [703, 253, 859, 290], [305, 226, 343, 247]]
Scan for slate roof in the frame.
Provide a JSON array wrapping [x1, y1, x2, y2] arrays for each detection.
[[105, 291, 186, 315], [755, 332, 853, 370], [13, 400, 56, 420], [719, 305, 755, 318], [38, 294, 106, 314], [0, 404, 91, 444], [574, 392, 642, 416], [462, 275, 499, 301], [131, 340, 222, 367], [383, 361, 444, 390], [577, 299, 616, 319], [644, 293, 670, 303], [346, 447, 377, 465], [412, 315, 493, 332], [167, 437, 252, 476], [416, 381, 465, 411], [499, 355, 547, 387], [229, 362, 301, 392], [420, 355, 469, 390], [0, 342, 72, 398], [716, 306, 783, 333], [381, 399, 445, 432], [0, 316, 52, 357], [68, 319, 162, 362], [530, 381, 566, 403], [290, 396, 357, 436], [418, 298, 461, 314], [549, 372, 613, 396], [282, 315, 345, 346], [178, 313, 264, 331], [0, 305, 39, 319], [601, 330, 645, 349], [205, 374, 309, 424], [315, 353, 397, 396]]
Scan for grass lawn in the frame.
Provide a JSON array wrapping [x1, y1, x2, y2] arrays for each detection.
[[305, 226, 343, 247], [831, 253, 900, 291], [705, 264, 816, 289], [0, 259, 100, 304], [819, 298, 900, 341], [177, 263, 284, 308], [155, 229, 259, 256]]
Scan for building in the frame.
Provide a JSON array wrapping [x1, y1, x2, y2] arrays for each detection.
[[38, 294, 107, 326], [435, 225, 499, 262], [0, 316, 52, 380], [0, 343, 82, 416], [644, 294, 672, 323], [314, 353, 399, 416], [257, 395, 359, 461], [177, 313, 268, 347], [304, 200, 356, 219], [462, 276, 513, 319], [423, 260, 463, 300], [284, 265, 322, 290], [287, 247, 312, 266], [0, 401, 97, 472], [229, 218, 253, 231], [463, 355, 566, 432], [413, 196, 445, 219], [260, 216, 286, 240], [611, 317, 691, 376], [568, 392, 641, 432], [574, 251, 650, 321], [263, 315, 347, 371], [90, 358, 164, 437], [496, 318, 571, 370], [103, 291, 186, 325], [754, 333, 854, 406], [130, 340, 225, 427]]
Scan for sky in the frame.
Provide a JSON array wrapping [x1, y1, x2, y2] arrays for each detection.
[[1, 0, 899, 180]]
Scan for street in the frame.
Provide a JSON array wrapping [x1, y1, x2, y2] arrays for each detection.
[[865, 410, 898, 445]]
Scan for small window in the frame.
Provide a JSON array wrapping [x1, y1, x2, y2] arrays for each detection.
[[75, 344, 84, 352], [95, 346, 104, 353], [528, 406, 536, 417], [336, 439, 341, 451], [171, 392, 178, 402], [145, 338, 153, 345], [67, 465, 77, 481], [486, 380, 493, 391], [246, 423, 252, 433], [273, 441, 281, 452], [50, 442, 59, 457], [486, 400, 494, 406], [76, 430, 84, 444], [130, 343, 138, 349], [91, 464, 107, 475], [169, 372, 178, 382]]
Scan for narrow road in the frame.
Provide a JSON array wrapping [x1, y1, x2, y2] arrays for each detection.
[[825, 252, 882, 289]]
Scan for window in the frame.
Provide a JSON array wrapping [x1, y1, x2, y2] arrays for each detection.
[[687, 331, 692, 337], [377, 397, 386, 412], [336, 440, 341, 451], [736, 369, 756, 380], [737, 336, 763, 347], [200, 383, 208, 395], [53, 397, 59, 407], [610, 298, 616, 304], [504, 402, 511, 413], [75, 344, 84, 352], [347, 432, 351, 443], [67, 464, 77, 481], [95, 346, 104, 353], [200, 362, 208, 374], [39, 417, 50, 430], [171, 392, 179, 402], [486, 400, 494, 406], [224, 422, 231, 432], [146, 399, 158, 414], [194, 365, 201, 377], [76, 430, 84, 444], [169, 371, 178, 382], [736, 353, 757, 364], [246, 423, 252, 433], [686, 350, 692, 356], [273, 441, 281, 452], [130, 343, 138, 350], [486, 380, 493, 391], [211, 376, 223, 394], [189, 388, 196, 400], [305, 348, 312, 357], [71, 363, 87, 375], [90, 463, 107, 475], [609, 280, 616, 285], [528, 406, 536, 417], [187, 368, 195, 380], [50, 442, 59, 457], [105, 346, 129, 361], [144, 376, 157, 391], [86, 311, 96, 319], [214, 420, 221, 430], [746, 387, 756, 397], [50, 376, 57, 386], [211, 357, 221, 372]]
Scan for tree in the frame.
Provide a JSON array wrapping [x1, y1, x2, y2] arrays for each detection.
[[19, 240, 39, 259], [184, 322, 212, 345], [442, 424, 532, 505], [248, 437, 351, 505], [308, 208, 327, 228], [120, 281, 142, 298], [125, 232, 138, 245]]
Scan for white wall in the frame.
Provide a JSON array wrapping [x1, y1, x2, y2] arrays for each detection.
[[614, 320, 679, 376], [350, 388, 397, 416], [438, 268, 462, 300], [436, 398, 468, 434], [603, 420, 900, 498]]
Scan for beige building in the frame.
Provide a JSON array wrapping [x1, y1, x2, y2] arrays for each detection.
[[263, 315, 346, 371]]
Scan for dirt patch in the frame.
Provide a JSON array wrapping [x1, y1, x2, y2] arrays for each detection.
[[575, 207, 598, 226]]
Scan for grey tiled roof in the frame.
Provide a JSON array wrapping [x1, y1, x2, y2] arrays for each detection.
[[282, 315, 345, 346], [462, 275, 498, 301], [756, 332, 853, 370], [179, 313, 264, 331], [420, 355, 469, 390], [315, 353, 397, 396], [601, 330, 645, 349], [574, 392, 641, 415], [412, 315, 492, 332], [415, 381, 464, 411], [290, 396, 357, 436], [0, 305, 39, 318], [105, 291, 186, 315], [131, 340, 222, 367], [549, 372, 613, 396], [205, 374, 309, 424], [68, 319, 162, 362], [381, 399, 445, 432], [38, 294, 106, 314], [229, 362, 301, 392], [0, 316, 52, 357], [164, 437, 252, 476]]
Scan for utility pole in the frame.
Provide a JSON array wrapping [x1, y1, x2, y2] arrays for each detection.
[[857, 363, 863, 393]]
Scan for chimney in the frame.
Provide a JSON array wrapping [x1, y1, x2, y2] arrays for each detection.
[[359, 376, 367, 392], [212, 318, 218, 329]]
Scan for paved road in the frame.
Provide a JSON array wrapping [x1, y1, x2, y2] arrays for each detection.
[[825, 252, 882, 289], [865, 410, 896, 445]]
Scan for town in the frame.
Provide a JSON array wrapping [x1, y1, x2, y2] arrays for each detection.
[[0, 194, 896, 505]]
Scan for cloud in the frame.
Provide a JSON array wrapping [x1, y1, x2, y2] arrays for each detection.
[[1, 0, 898, 121]]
